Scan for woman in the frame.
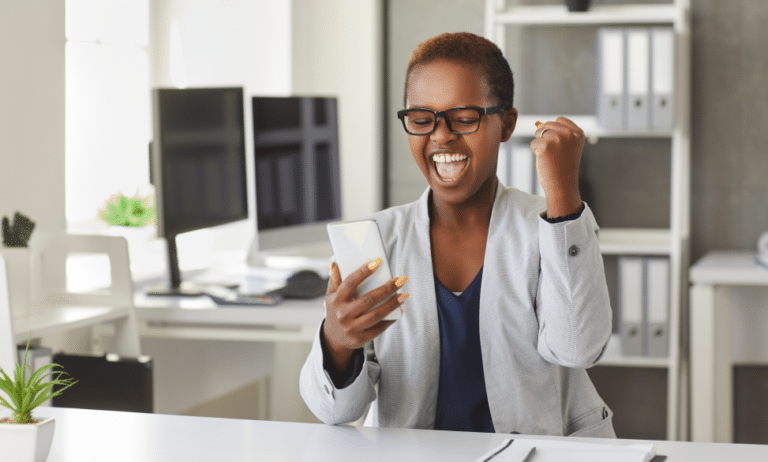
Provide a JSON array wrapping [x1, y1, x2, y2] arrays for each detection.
[[300, 32, 614, 437]]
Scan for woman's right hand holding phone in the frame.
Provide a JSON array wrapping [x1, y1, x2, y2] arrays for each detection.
[[322, 259, 408, 374]]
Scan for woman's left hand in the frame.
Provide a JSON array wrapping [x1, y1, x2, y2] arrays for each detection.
[[530, 117, 584, 218]]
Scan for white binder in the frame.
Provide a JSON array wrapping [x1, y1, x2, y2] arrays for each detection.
[[645, 257, 670, 357], [597, 28, 625, 129], [618, 256, 644, 356], [625, 28, 650, 130], [510, 142, 537, 196], [497, 142, 511, 187], [650, 27, 675, 129]]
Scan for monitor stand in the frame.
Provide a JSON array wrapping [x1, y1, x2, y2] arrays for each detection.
[[144, 233, 205, 297]]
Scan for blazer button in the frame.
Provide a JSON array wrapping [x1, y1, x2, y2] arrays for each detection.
[[569, 245, 579, 256]]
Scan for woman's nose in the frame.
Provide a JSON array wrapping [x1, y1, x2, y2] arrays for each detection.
[[430, 116, 458, 142]]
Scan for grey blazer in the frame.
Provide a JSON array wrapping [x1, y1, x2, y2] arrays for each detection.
[[300, 185, 615, 437]]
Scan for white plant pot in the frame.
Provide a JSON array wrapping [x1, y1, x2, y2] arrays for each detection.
[[0, 247, 32, 319], [0, 417, 55, 462], [106, 225, 157, 260]]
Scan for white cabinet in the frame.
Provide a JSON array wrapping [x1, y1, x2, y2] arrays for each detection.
[[486, 1, 691, 441]]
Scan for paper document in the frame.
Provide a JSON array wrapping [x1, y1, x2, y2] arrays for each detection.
[[475, 438, 659, 462]]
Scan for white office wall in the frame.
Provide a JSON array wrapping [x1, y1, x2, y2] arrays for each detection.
[[65, 0, 152, 225], [292, 0, 383, 219], [151, 0, 291, 92], [0, 0, 93, 374], [0, 1, 66, 235]]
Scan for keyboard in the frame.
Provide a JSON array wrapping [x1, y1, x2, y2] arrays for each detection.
[[201, 285, 283, 306]]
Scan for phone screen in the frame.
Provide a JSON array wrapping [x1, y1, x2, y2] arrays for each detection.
[[327, 220, 401, 320]]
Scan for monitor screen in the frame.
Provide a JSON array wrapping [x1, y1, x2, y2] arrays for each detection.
[[251, 96, 341, 253], [153, 87, 248, 238], [150, 87, 248, 294]]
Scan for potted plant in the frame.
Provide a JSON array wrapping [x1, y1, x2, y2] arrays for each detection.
[[0, 335, 77, 462], [98, 192, 155, 228], [1, 212, 36, 319], [98, 192, 157, 262]]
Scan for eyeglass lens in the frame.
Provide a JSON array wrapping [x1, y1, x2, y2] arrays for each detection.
[[403, 108, 482, 135]]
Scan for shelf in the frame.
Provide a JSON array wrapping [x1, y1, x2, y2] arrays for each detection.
[[598, 228, 671, 255], [597, 354, 671, 368], [12, 305, 133, 343], [511, 115, 674, 139], [492, 4, 682, 26], [596, 334, 671, 368], [689, 251, 768, 286]]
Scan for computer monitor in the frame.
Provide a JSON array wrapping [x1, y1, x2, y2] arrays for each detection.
[[248, 96, 341, 264], [151, 87, 248, 295]]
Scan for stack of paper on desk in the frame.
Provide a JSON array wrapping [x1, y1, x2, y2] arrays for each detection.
[[476, 438, 659, 462]]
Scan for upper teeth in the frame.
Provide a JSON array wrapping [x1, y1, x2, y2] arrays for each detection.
[[432, 153, 467, 162]]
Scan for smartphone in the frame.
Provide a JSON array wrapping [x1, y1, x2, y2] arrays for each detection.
[[327, 219, 402, 321]]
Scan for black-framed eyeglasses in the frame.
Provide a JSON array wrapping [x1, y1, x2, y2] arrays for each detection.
[[396, 105, 506, 136]]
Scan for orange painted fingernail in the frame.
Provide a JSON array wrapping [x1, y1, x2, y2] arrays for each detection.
[[395, 275, 408, 288], [368, 258, 382, 271], [397, 292, 410, 303], [535, 120, 543, 128]]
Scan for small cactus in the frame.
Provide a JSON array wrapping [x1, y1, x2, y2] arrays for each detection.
[[2, 212, 35, 248]]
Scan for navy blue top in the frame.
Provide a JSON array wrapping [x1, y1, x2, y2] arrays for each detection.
[[433, 267, 495, 433]]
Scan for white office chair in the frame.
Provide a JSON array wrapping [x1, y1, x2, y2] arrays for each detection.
[[27, 232, 142, 358]]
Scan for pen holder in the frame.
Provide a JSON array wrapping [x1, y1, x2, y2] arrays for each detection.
[[0, 247, 32, 319]]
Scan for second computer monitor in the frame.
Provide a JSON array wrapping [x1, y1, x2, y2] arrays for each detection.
[[251, 96, 341, 252]]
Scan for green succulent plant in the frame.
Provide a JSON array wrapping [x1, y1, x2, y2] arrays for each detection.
[[0, 335, 77, 424], [98, 193, 156, 227]]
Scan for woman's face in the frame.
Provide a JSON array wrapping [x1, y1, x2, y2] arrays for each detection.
[[405, 59, 515, 207]]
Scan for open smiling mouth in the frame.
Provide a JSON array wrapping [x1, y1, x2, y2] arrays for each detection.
[[432, 153, 468, 182]]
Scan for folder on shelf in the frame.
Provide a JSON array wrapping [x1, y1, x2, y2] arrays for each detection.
[[619, 256, 644, 356], [645, 257, 670, 357], [497, 142, 511, 187], [510, 142, 537, 196], [625, 28, 650, 130], [650, 27, 675, 129], [596, 28, 625, 129]]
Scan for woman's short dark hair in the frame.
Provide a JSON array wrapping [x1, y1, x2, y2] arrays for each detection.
[[404, 32, 514, 110]]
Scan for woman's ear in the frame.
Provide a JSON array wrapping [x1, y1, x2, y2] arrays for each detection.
[[500, 107, 518, 142]]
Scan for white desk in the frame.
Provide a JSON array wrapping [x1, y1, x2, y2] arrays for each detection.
[[689, 251, 768, 443], [7, 407, 768, 461], [133, 292, 325, 342], [129, 291, 326, 423]]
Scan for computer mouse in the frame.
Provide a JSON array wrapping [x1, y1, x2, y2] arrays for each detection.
[[287, 269, 323, 283]]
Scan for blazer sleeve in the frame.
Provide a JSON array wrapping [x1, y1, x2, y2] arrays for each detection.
[[299, 321, 380, 424], [534, 203, 612, 368]]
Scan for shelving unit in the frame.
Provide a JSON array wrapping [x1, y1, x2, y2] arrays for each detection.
[[486, 1, 691, 441]]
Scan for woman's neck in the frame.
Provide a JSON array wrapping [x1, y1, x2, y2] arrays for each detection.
[[429, 177, 497, 231]]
